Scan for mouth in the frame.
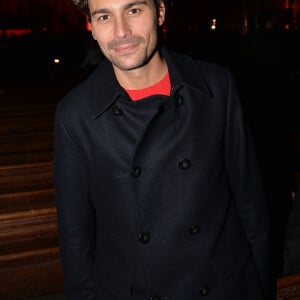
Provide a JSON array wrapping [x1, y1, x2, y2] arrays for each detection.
[[113, 43, 139, 54], [108, 36, 143, 54]]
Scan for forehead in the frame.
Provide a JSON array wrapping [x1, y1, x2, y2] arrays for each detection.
[[88, 0, 155, 11]]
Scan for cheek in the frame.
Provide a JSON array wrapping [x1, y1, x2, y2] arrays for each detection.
[[91, 29, 106, 47], [91, 30, 96, 41], [91, 24, 105, 41], [91, 23, 97, 40]]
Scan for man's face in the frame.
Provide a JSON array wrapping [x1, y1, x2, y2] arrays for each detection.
[[89, 0, 165, 72]]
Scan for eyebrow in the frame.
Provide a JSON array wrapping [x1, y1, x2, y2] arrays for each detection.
[[91, 1, 148, 17]]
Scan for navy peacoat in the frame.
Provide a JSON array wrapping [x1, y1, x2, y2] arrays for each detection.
[[54, 48, 271, 300]]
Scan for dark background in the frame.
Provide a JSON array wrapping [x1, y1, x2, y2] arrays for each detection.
[[0, 0, 300, 299]]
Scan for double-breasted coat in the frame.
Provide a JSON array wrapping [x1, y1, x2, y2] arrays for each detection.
[[54, 48, 271, 300]]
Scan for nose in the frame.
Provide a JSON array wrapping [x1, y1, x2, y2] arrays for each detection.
[[114, 16, 132, 38]]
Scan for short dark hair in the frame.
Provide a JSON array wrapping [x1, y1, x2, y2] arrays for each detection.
[[71, 0, 89, 15], [71, 0, 164, 16]]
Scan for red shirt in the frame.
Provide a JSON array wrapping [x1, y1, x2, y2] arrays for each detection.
[[125, 72, 170, 101]]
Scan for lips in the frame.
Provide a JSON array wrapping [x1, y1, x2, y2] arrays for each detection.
[[108, 36, 144, 50], [113, 43, 139, 53]]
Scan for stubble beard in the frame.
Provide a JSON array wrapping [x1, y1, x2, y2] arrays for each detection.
[[110, 48, 148, 71], [105, 36, 157, 71]]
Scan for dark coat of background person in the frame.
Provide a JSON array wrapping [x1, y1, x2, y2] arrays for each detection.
[[236, 8, 297, 281], [54, 48, 271, 300]]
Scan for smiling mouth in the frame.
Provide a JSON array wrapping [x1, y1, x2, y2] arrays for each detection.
[[108, 36, 144, 51], [113, 43, 139, 54]]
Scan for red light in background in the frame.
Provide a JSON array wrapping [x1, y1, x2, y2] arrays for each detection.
[[0, 28, 32, 37], [86, 15, 92, 31], [86, 22, 92, 31]]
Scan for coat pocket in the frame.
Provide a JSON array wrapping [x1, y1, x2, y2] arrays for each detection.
[[212, 206, 252, 279], [211, 225, 252, 281]]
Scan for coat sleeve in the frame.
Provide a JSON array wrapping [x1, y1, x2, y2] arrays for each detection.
[[54, 104, 95, 300], [223, 69, 271, 297]]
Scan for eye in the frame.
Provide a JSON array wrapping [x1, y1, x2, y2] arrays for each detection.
[[97, 14, 110, 22], [128, 8, 140, 15]]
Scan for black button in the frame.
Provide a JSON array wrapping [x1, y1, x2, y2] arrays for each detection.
[[112, 105, 123, 116], [131, 166, 142, 177], [138, 232, 151, 244], [199, 287, 209, 296], [190, 224, 201, 235], [178, 159, 191, 170], [149, 296, 161, 300], [175, 95, 184, 106]]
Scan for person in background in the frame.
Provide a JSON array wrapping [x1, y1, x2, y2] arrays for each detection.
[[237, 8, 296, 281], [54, 0, 272, 299]]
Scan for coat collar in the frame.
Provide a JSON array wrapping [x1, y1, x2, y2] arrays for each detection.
[[87, 47, 212, 118]]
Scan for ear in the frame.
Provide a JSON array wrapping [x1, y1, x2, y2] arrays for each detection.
[[157, 0, 166, 26]]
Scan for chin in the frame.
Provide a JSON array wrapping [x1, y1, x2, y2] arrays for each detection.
[[114, 57, 146, 71]]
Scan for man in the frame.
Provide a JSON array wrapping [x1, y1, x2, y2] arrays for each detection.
[[54, 0, 272, 299]]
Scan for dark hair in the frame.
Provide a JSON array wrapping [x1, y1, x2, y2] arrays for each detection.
[[71, 0, 89, 15], [71, 0, 164, 16]]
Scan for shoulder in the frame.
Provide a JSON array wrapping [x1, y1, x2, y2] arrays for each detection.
[[166, 49, 234, 96], [56, 78, 89, 119], [168, 49, 229, 76], [55, 59, 109, 119], [55, 58, 121, 121]]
